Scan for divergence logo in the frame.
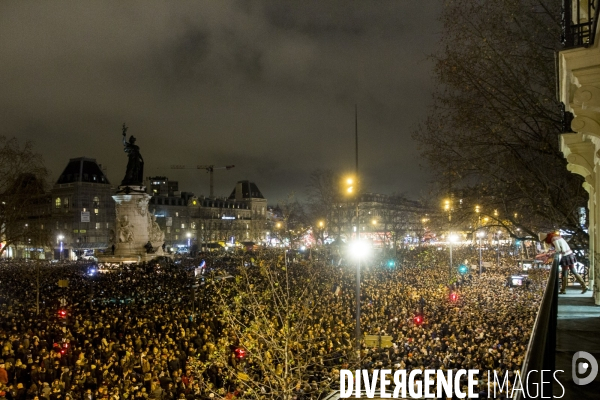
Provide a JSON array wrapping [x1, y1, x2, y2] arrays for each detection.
[[572, 351, 598, 386]]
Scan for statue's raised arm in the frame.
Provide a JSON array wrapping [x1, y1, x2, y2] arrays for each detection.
[[122, 123, 128, 146]]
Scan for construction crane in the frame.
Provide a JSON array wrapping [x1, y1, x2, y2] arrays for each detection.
[[170, 164, 235, 198]]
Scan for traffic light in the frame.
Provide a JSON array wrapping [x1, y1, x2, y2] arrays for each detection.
[[458, 264, 468, 275], [413, 314, 423, 326], [387, 259, 395, 268], [58, 309, 67, 319], [449, 292, 458, 302]]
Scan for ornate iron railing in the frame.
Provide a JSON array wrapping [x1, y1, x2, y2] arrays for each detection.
[[562, 0, 600, 48]]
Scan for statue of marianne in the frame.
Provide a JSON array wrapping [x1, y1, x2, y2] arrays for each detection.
[[121, 123, 144, 186]]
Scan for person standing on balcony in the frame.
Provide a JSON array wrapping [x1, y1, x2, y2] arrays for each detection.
[[539, 231, 588, 294]]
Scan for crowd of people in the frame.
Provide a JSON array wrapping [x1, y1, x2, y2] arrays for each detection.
[[0, 246, 546, 399]]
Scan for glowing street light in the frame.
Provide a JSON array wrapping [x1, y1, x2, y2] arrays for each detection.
[[349, 239, 370, 260], [344, 176, 356, 195]]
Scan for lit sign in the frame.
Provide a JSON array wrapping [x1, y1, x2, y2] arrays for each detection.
[[222, 216, 236, 220]]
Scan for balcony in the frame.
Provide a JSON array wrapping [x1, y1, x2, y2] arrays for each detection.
[[562, 0, 600, 48]]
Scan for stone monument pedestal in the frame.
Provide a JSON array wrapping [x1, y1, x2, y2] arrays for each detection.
[[98, 185, 166, 264]]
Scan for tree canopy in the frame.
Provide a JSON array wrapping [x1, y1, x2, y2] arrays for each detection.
[[414, 0, 588, 242], [0, 137, 49, 256]]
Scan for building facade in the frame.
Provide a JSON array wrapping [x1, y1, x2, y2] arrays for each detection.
[[329, 192, 429, 250], [50, 157, 115, 259], [3, 159, 270, 259], [558, 3, 600, 304], [147, 179, 269, 250]]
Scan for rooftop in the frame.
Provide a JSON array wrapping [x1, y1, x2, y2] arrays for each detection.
[[56, 157, 110, 185]]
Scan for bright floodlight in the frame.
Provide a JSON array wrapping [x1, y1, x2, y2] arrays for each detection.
[[448, 234, 459, 243], [477, 231, 485, 238], [349, 239, 370, 259], [346, 178, 353, 185], [187, 232, 191, 238]]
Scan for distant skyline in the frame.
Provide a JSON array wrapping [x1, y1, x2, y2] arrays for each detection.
[[0, 1, 441, 203]]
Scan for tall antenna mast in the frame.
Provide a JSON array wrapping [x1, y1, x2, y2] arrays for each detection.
[[355, 104, 358, 175]]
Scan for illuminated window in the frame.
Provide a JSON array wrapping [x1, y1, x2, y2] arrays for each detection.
[[175, 212, 179, 217], [94, 209, 99, 215], [175, 234, 179, 240], [95, 223, 100, 229], [166, 227, 171, 233], [64, 198, 69, 208], [55, 198, 61, 208], [181, 223, 185, 229]]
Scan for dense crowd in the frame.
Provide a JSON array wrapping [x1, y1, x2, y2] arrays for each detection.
[[0, 246, 545, 399]]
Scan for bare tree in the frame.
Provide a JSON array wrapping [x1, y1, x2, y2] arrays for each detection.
[[413, 0, 588, 242], [206, 257, 350, 398], [0, 137, 50, 257], [306, 169, 346, 242], [276, 192, 309, 248]]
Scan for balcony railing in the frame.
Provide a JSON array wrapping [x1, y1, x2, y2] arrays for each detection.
[[562, 0, 600, 48], [515, 255, 559, 399]]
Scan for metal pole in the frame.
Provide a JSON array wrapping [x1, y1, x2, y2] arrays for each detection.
[[497, 234, 500, 268], [479, 237, 482, 276], [449, 242, 453, 281], [356, 202, 360, 354], [355, 104, 361, 355], [36, 261, 40, 315], [209, 167, 214, 198]]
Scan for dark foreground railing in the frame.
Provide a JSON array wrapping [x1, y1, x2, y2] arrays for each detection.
[[515, 256, 559, 400]]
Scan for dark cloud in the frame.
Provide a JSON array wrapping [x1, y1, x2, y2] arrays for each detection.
[[0, 0, 440, 203]]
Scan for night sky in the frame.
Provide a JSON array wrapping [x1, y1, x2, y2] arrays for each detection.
[[0, 1, 440, 204]]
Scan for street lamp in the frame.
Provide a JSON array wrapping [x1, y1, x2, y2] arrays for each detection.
[[345, 177, 354, 194], [58, 235, 64, 261], [496, 230, 501, 268], [448, 233, 459, 281], [349, 239, 370, 260], [343, 174, 361, 354], [477, 231, 485, 276]]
